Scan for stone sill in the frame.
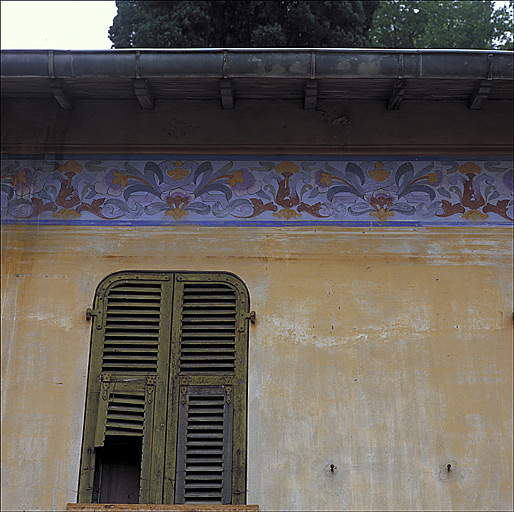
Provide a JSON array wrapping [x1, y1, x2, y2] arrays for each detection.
[[66, 505, 258, 512]]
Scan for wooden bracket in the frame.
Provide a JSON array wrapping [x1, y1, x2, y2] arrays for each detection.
[[220, 78, 235, 110], [387, 79, 405, 110], [304, 79, 318, 111], [134, 79, 155, 110], [469, 53, 493, 110], [468, 80, 492, 110], [50, 78, 74, 110]]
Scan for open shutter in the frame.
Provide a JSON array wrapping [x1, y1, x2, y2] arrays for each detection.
[[78, 272, 173, 504], [164, 273, 248, 505]]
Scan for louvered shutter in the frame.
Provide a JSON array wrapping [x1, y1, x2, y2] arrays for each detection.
[[79, 271, 249, 505], [78, 273, 173, 504], [164, 273, 248, 505], [178, 280, 238, 374], [175, 385, 233, 504]]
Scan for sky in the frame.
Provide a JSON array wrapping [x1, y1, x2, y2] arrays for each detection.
[[1, 1, 117, 50], [0, 0, 511, 50]]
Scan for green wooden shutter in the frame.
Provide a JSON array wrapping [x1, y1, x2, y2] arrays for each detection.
[[78, 272, 173, 504], [79, 271, 249, 505], [164, 273, 249, 505]]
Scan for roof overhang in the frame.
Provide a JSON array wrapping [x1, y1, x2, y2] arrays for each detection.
[[1, 48, 513, 110]]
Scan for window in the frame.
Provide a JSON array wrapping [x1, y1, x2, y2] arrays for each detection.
[[78, 271, 250, 505]]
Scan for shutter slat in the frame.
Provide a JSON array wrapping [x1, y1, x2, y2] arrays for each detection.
[[185, 483, 223, 489], [103, 363, 157, 369], [104, 335, 159, 344], [108, 409, 144, 415], [181, 333, 235, 339], [106, 317, 161, 323], [103, 354, 158, 360], [181, 341, 235, 346], [109, 286, 162, 292], [106, 298, 161, 303], [182, 309, 235, 314], [106, 314, 160, 319], [186, 449, 225, 454], [103, 430, 142, 437], [184, 475, 223, 481], [182, 287, 235, 292], [105, 324, 160, 330], [181, 355, 235, 361], [181, 365, 234, 371], [183, 304, 236, 309], [106, 422, 144, 431], [104, 333, 159, 338], [103, 347, 158, 354], [182, 319, 235, 324], [180, 347, 235, 353]]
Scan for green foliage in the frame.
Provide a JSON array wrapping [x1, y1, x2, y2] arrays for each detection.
[[109, 1, 379, 48], [370, 0, 514, 50]]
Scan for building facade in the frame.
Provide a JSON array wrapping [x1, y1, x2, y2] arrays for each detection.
[[1, 49, 513, 511]]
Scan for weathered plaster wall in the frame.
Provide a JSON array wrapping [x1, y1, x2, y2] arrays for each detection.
[[1, 225, 512, 511], [2, 91, 513, 510]]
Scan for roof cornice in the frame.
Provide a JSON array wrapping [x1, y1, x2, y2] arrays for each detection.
[[1, 49, 513, 110]]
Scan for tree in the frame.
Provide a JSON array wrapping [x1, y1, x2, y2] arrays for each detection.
[[108, 1, 379, 48], [370, 0, 514, 50]]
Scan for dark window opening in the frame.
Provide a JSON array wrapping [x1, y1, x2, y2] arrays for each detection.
[[93, 437, 142, 504]]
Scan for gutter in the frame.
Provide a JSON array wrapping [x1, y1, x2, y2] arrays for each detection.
[[1, 49, 513, 80]]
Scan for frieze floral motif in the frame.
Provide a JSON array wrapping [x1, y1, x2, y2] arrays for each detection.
[[167, 161, 190, 181], [1, 158, 512, 225], [367, 161, 392, 182], [364, 189, 398, 221]]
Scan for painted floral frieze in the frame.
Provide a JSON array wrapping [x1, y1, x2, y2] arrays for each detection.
[[1, 157, 513, 225]]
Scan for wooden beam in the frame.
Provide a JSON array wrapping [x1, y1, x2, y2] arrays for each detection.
[[304, 79, 318, 110], [468, 79, 492, 110], [387, 79, 405, 110], [220, 78, 235, 110], [133, 79, 155, 110], [50, 78, 74, 109]]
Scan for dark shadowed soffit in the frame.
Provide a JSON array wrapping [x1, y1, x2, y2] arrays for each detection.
[[1, 49, 513, 111]]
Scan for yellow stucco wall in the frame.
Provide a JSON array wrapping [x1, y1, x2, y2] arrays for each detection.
[[1, 224, 513, 511]]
